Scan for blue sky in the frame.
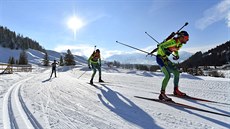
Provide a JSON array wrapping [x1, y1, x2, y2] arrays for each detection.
[[0, 0, 229, 59]]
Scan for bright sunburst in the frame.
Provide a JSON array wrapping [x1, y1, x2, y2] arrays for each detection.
[[67, 16, 84, 39]]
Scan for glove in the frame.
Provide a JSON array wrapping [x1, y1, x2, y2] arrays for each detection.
[[173, 56, 179, 60], [88, 65, 91, 69]]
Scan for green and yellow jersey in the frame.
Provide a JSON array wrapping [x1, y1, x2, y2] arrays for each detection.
[[88, 52, 101, 65], [157, 39, 183, 58]]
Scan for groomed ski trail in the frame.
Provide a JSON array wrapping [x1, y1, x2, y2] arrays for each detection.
[[3, 77, 43, 129]]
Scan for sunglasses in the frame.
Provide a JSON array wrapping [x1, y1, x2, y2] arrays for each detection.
[[183, 36, 189, 41]]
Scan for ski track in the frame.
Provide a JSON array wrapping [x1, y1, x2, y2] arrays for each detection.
[[2, 76, 43, 129], [23, 69, 135, 129], [37, 80, 76, 129], [2, 67, 229, 129]]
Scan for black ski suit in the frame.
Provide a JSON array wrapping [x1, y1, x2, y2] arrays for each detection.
[[50, 62, 58, 78]]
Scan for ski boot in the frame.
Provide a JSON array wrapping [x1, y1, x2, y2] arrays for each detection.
[[99, 77, 104, 82], [173, 87, 186, 97], [90, 79, 93, 85], [159, 90, 172, 101]]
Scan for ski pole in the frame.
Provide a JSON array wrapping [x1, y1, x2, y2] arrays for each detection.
[[77, 70, 87, 79], [116, 41, 156, 56], [145, 32, 160, 44], [94, 45, 96, 52], [57, 66, 59, 77]]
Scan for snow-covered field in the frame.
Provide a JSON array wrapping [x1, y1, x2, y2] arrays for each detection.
[[0, 64, 229, 129]]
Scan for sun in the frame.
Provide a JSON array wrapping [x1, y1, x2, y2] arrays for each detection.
[[67, 16, 84, 38], [67, 16, 83, 31]]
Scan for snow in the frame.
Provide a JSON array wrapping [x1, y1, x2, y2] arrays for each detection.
[[218, 70, 230, 78], [0, 65, 229, 129], [0, 47, 230, 129]]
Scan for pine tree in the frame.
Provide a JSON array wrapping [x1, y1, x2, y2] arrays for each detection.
[[0, 26, 46, 52], [8, 57, 11, 64], [18, 50, 28, 65], [11, 57, 15, 64], [59, 56, 64, 66], [43, 51, 49, 66], [64, 49, 76, 66], [8, 57, 15, 64], [9, 41, 15, 49], [15, 60, 19, 65]]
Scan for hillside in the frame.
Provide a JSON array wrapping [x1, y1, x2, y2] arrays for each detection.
[[0, 26, 45, 52], [180, 41, 230, 68], [0, 26, 87, 65], [0, 46, 87, 65]]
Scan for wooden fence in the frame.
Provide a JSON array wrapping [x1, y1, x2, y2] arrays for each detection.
[[0, 64, 13, 74], [0, 64, 32, 74]]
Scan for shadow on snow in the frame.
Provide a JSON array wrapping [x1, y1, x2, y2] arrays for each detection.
[[150, 92, 230, 128], [97, 84, 162, 129]]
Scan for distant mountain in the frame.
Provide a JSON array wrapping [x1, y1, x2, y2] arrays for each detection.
[[180, 41, 230, 68], [105, 51, 193, 65]]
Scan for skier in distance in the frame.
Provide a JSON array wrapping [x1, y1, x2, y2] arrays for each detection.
[[88, 49, 104, 84]]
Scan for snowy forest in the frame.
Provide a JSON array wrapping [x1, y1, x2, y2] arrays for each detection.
[[180, 41, 230, 68], [0, 26, 45, 52]]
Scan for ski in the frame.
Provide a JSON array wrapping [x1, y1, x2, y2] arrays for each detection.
[[87, 83, 101, 89], [87, 82, 97, 86], [134, 96, 230, 117], [95, 82, 110, 84], [42, 78, 51, 83], [151, 92, 230, 105], [167, 94, 230, 105]]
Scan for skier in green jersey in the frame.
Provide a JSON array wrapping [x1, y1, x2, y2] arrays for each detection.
[[156, 31, 189, 101], [88, 49, 104, 84]]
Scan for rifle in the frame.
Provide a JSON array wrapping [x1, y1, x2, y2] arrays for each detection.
[[147, 22, 189, 55]]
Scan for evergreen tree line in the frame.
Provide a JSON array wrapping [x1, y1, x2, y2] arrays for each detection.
[[43, 49, 76, 66], [8, 50, 28, 65], [0, 26, 46, 52], [106, 60, 160, 72], [179, 41, 230, 69], [8, 49, 76, 66]]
